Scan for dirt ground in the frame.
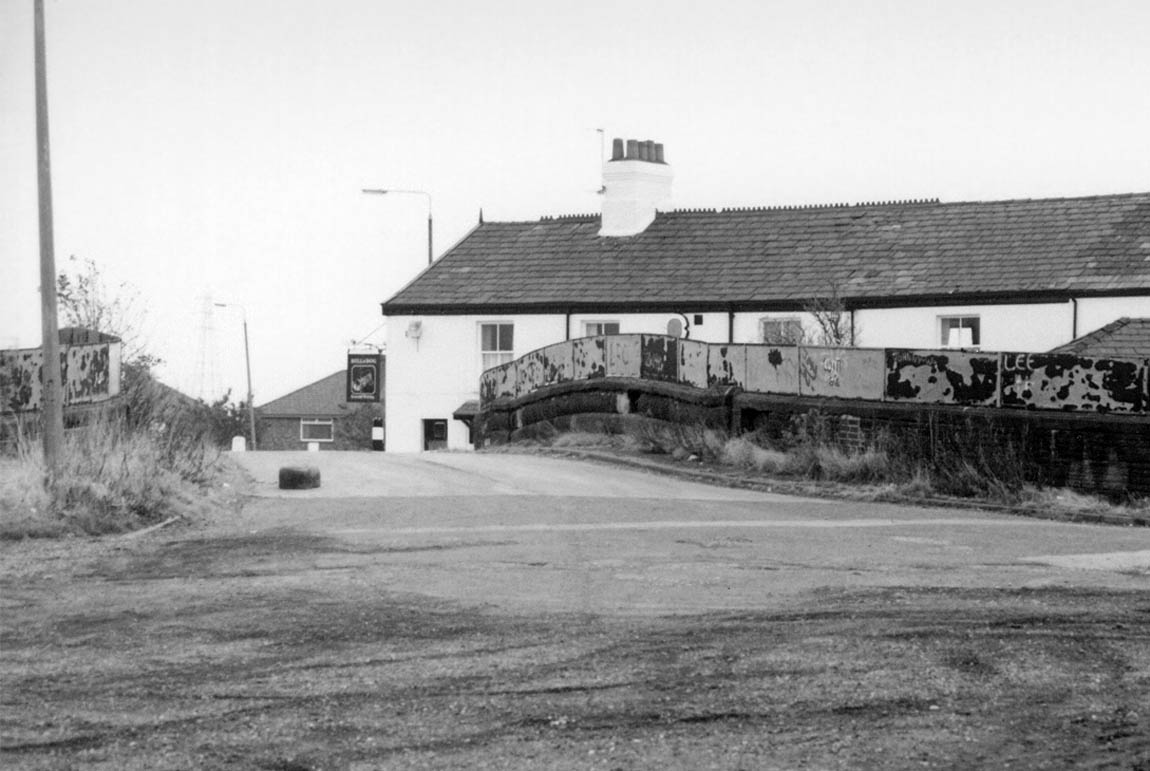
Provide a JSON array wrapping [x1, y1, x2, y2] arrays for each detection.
[[2, 456, 1149, 770]]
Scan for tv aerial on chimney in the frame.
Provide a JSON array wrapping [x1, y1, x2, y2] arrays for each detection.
[[593, 128, 606, 194]]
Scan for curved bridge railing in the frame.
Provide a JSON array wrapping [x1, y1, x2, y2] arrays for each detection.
[[480, 334, 1149, 415], [1, 338, 122, 416]]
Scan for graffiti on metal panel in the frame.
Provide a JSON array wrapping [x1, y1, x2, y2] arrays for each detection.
[[885, 350, 999, 405], [488, 361, 517, 401], [745, 346, 800, 395], [540, 343, 572, 385], [640, 335, 677, 382], [798, 347, 884, 399], [798, 350, 820, 391], [66, 345, 111, 403], [572, 337, 606, 380], [678, 339, 708, 388], [1000, 353, 1146, 413], [516, 351, 544, 396], [707, 345, 746, 387], [479, 335, 1148, 415], [0, 341, 120, 413], [606, 336, 642, 378], [479, 370, 497, 404]]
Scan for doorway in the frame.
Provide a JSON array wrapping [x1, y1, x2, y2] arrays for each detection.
[[422, 419, 448, 451]]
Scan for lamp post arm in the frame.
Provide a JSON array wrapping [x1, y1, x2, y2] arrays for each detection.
[[362, 188, 433, 265]]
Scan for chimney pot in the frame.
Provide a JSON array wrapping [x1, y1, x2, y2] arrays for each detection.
[[599, 136, 673, 237]]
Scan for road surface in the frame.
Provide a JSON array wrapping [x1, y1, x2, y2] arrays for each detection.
[[231, 450, 1150, 614]]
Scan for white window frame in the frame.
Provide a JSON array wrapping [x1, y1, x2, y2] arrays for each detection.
[[479, 321, 515, 372], [939, 315, 981, 349], [583, 321, 620, 337], [759, 316, 803, 345], [299, 419, 334, 442]]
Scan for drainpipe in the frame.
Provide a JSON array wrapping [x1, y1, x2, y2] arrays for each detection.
[[565, 309, 572, 341], [728, 309, 735, 343], [849, 309, 856, 346], [1071, 298, 1078, 340]]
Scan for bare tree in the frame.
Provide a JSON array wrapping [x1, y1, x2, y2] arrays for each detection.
[[803, 284, 857, 347], [56, 255, 151, 363]]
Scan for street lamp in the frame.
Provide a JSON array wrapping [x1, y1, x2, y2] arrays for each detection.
[[362, 188, 433, 266], [214, 302, 257, 450]]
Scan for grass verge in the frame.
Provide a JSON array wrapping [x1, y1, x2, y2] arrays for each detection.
[[0, 421, 233, 539], [510, 417, 1149, 520]]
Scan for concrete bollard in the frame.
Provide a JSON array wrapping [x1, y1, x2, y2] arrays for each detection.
[[231, 436, 246, 452], [278, 466, 320, 490]]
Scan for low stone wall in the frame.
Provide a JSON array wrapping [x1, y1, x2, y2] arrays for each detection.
[[476, 378, 1150, 497]]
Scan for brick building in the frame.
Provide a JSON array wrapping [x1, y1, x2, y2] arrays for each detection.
[[256, 369, 383, 451]]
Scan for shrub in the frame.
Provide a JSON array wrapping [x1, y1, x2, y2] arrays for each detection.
[[719, 437, 788, 474], [0, 417, 226, 539], [814, 446, 890, 483], [888, 414, 1032, 501]]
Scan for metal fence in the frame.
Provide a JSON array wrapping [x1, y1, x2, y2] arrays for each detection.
[[1, 339, 123, 415], [480, 335, 1148, 415]]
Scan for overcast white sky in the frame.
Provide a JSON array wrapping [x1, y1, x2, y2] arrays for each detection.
[[3, 0, 1149, 403]]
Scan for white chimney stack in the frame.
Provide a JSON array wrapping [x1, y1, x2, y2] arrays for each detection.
[[598, 137, 673, 237]]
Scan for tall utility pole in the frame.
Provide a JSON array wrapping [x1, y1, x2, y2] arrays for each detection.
[[240, 314, 256, 450], [35, 0, 65, 474]]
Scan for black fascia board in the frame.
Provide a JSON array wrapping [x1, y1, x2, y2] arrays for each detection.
[[381, 289, 1149, 317]]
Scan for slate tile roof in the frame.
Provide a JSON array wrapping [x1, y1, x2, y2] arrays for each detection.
[[258, 371, 351, 418], [382, 193, 1150, 314], [1049, 317, 1150, 359]]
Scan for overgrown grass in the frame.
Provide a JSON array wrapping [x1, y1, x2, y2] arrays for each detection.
[[522, 410, 1140, 513], [0, 419, 229, 539]]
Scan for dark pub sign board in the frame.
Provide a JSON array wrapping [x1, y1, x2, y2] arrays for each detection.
[[347, 354, 382, 402]]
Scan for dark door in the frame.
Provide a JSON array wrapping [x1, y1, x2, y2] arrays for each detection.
[[422, 419, 447, 451]]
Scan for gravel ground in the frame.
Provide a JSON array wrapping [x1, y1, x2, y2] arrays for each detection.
[[2, 452, 1149, 769]]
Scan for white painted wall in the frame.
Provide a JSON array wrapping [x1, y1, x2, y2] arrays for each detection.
[[1076, 296, 1150, 339], [385, 314, 566, 452], [568, 312, 731, 343], [853, 303, 1074, 351]]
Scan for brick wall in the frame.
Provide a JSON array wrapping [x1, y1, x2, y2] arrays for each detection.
[[257, 406, 379, 451]]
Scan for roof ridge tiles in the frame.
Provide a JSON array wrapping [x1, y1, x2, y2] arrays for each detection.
[[538, 213, 600, 222], [474, 192, 1150, 226], [669, 199, 942, 214]]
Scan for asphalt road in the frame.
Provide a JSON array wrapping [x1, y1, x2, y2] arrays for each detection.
[[231, 451, 1150, 614]]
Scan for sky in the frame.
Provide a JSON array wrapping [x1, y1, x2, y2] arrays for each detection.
[[3, 0, 1149, 404]]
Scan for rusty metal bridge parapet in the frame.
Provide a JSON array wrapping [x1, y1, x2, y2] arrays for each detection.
[[1, 334, 123, 417], [480, 334, 1150, 416]]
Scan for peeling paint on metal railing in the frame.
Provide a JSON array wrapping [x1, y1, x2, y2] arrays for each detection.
[[798, 346, 885, 399], [0, 340, 122, 414], [885, 350, 1000, 406], [1001, 353, 1147, 413], [478, 334, 1150, 415]]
